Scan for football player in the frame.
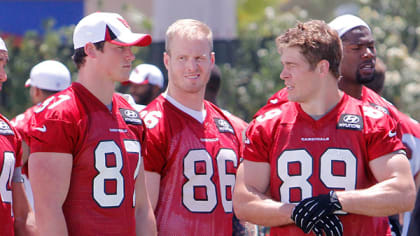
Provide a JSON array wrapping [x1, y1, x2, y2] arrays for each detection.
[[141, 19, 243, 235], [28, 12, 156, 235], [0, 36, 36, 235], [257, 16, 420, 235], [205, 65, 253, 235], [11, 60, 71, 209], [233, 20, 415, 236], [328, 14, 420, 236]]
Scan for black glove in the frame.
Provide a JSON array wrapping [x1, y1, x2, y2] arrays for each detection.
[[291, 191, 343, 233], [312, 214, 343, 236]]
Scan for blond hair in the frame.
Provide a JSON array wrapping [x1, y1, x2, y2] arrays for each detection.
[[165, 19, 213, 55]]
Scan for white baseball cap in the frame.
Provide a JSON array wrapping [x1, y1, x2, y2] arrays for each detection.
[[328, 14, 371, 37], [73, 12, 152, 49], [128, 64, 164, 88], [0, 37, 7, 52], [25, 60, 71, 91]]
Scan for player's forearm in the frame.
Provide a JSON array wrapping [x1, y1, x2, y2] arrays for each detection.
[[12, 182, 37, 236], [233, 186, 294, 226], [35, 209, 68, 236], [14, 212, 37, 236], [336, 177, 415, 216], [135, 207, 157, 236]]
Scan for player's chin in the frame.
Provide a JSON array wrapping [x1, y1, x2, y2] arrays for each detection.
[[356, 72, 374, 84], [358, 76, 375, 84]]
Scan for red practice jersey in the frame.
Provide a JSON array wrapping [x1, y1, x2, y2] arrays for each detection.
[[360, 86, 420, 177], [0, 114, 23, 236], [11, 105, 37, 144], [253, 87, 288, 119], [29, 83, 146, 236], [11, 105, 38, 176], [262, 87, 420, 177], [141, 94, 242, 236], [244, 93, 404, 236]]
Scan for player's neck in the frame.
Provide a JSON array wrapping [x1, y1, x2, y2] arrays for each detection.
[[166, 87, 205, 111], [338, 77, 363, 100], [76, 69, 115, 105], [300, 89, 343, 119]]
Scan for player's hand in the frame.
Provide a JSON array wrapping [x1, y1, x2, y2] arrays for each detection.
[[312, 215, 343, 236], [291, 191, 343, 233]]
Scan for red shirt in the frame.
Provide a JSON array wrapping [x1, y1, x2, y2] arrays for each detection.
[[0, 114, 23, 236], [29, 82, 146, 236], [245, 94, 403, 236], [142, 95, 242, 236], [261, 87, 420, 177], [11, 105, 38, 176], [360, 86, 420, 177], [11, 105, 37, 144]]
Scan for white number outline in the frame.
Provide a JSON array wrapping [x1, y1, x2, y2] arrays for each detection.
[[0, 152, 15, 204], [35, 95, 71, 113], [140, 110, 163, 129], [256, 109, 282, 122], [92, 140, 141, 208], [277, 148, 357, 203], [182, 148, 238, 213]]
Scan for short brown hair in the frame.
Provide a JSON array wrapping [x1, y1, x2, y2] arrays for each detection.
[[72, 41, 105, 69], [276, 20, 342, 78]]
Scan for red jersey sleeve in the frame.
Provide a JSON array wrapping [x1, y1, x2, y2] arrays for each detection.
[[29, 97, 79, 154], [363, 105, 405, 161], [141, 108, 167, 174], [13, 128, 23, 168], [243, 109, 280, 163]]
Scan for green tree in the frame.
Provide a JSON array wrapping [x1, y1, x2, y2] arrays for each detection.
[[357, 0, 420, 120], [217, 0, 420, 122]]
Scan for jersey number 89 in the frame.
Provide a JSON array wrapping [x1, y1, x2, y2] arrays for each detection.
[[278, 148, 357, 203]]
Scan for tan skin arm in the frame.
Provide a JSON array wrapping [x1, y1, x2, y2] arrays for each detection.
[[233, 161, 295, 227], [12, 177, 36, 236], [336, 152, 416, 216], [135, 164, 157, 236], [29, 152, 72, 236], [145, 171, 161, 211]]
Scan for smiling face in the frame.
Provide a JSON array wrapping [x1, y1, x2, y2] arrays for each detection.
[[340, 26, 376, 84], [0, 50, 8, 91], [164, 34, 215, 97]]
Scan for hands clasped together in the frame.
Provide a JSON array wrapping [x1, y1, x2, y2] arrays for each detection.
[[291, 191, 344, 236]]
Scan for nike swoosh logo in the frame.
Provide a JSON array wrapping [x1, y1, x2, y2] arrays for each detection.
[[34, 125, 47, 133], [389, 130, 397, 137]]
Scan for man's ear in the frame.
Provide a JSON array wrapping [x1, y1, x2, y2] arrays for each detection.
[[84, 43, 97, 58], [163, 52, 170, 70], [34, 87, 42, 97], [317, 59, 330, 76]]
